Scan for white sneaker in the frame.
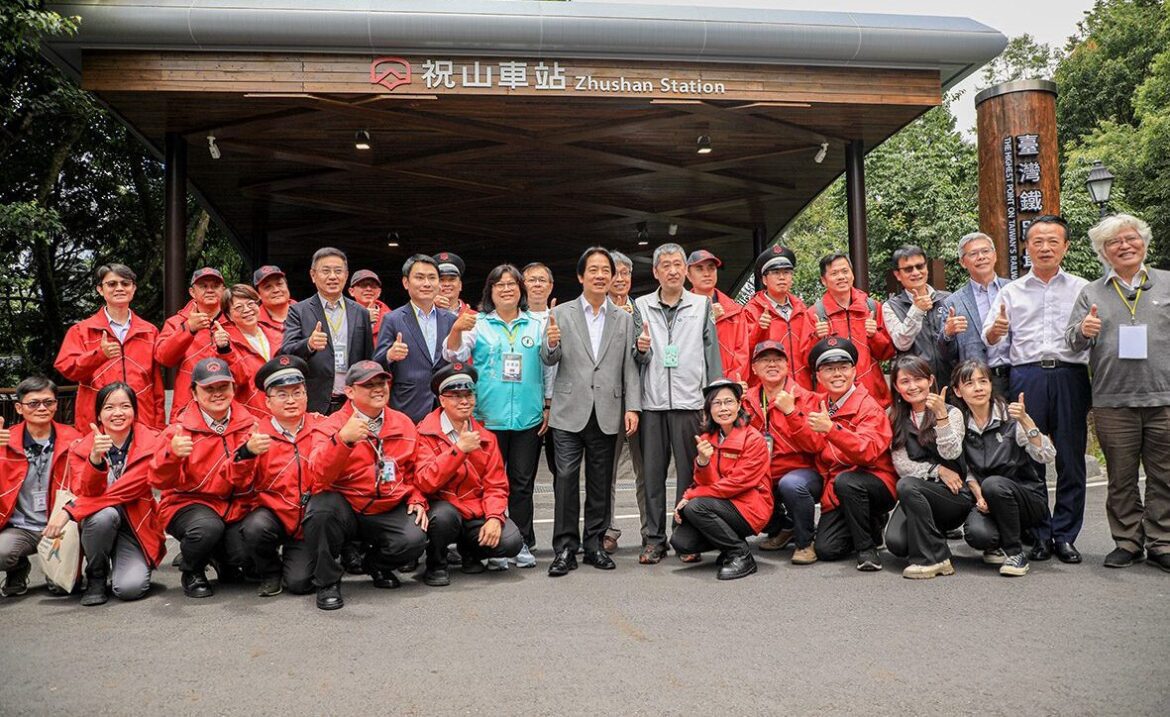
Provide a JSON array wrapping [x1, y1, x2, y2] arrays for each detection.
[[512, 544, 537, 568], [982, 549, 1007, 565], [901, 559, 955, 580]]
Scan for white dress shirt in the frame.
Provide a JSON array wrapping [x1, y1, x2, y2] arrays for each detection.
[[982, 269, 1090, 365], [579, 294, 609, 359]]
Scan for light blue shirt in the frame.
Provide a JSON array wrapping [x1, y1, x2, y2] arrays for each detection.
[[319, 294, 348, 394], [970, 279, 1010, 368], [412, 302, 438, 359]]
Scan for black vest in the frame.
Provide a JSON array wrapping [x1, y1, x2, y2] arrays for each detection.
[[903, 421, 966, 478], [963, 418, 1045, 496], [887, 290, 953, 383]]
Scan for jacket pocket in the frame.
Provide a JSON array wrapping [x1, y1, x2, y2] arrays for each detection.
[[555, 381, 572, 394]]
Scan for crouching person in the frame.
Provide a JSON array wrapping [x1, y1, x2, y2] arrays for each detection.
[[150, 358, 265, 598], [305, 361, 429, 611], [415, 364, 523, 586]]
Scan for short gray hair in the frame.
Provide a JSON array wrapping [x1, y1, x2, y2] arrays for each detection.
[[611, 251, 633, 271], [957, 232, 995, 260], [1088, 213, 1151, 265], [652, 242, 686, 268], [311, 246, 348, 269]]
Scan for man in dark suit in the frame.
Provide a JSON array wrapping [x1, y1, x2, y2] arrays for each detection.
[[278, 247, 373, 415], [936, 232, 1011, 394], [375, 254, 456, 423]]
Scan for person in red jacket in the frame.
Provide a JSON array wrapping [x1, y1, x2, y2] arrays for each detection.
[[433, 251, 478, 318], [54, 263, 166, 431], [254, 264, 296, 336], [348, 269, 393, 337], [46, 382, 165, 605], [670, 378, 772, 580], [806, 253, 895, 406], [155, 267, 228, 422], [415, 364, 522, 587], [150, 358, 266, 598], [304, 360, 429, 611], [686, 250, 749, 382], [238, 356, 323, 598], [220, 284, 283, 420], [795, 338, 897, 571], [0, 377, 81, 597], [742, 246, 816, 390], [741, 341, 822, 563]]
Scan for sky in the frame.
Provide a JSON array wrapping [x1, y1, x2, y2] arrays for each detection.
[[593, 0, 1097, 136]]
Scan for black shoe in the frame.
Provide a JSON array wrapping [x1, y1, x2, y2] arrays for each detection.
[[181, 570, 214, 598], [80, 576, 109, 606], [1, 558, 31, 597], [423, 568, 451, 587], [717, 553, 758, 581], [397, 559, 419, 574], [461, 557, 486, 575], [945, 527, 964, 540], [316, 582, 344, 610], [547, 548, 578, 577], [715, 551, 729, 567], [856, 548, 882, 572], [257, 575, 283, 597], [214, 562, 245, 584], [583, 550, 616, 570], [369, 569, 401, 589], [342, 543, 366, 575], [1029, 540, 1053, 562], [446, 546, 463, 566], [1103, 547, 1143, 568], [1054, 541, 1082, 564], [1149, 552, 1170, 573]]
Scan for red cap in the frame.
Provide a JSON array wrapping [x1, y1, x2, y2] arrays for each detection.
[[686, 249, 722, 268]]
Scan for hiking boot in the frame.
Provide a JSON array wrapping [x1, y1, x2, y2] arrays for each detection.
[[792, 545, 818, 565], [758, 529, 794, 551]]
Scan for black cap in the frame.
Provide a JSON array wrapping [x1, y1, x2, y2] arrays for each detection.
[[431, 362, 479, 396], [432, 252, 465, 278], [345, 360, 391, 386], [254, 355, 308, 391], [190, 267, 225, 286], [350, 269, 381, 287], [191, 357, 234, 386], [808, 336, 859, 369], [701, 377, 744, 401], [751, 340, 787, 361], [756, 245, 797, 274], [251, 265, 285, 287]]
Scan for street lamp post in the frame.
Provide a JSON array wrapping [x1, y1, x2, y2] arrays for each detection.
[[1085, 160, 1115, 218]]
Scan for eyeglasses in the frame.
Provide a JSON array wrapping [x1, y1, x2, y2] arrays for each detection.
[[525, 277, 550, 285], [962, 247, 994, 259], [313, 267, 347, 277], [270, 388, 306, 402], [818, 364, 853, 375], [101, 280, 134, 289], [442, 392, 475, 403], [494, 281, 520, 290], [1104, 235, 1143, 250], [231, 301, 259, 312], [22, 399, 58, 410], [710, 398, 739, 408], [898, 262, 927, 273]]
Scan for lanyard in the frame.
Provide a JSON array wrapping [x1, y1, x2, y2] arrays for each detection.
[[499, 318, 523, 348], [324, 304, 345, 336], [759, 386, 771, 433], [1112, 279, 1143, 323]]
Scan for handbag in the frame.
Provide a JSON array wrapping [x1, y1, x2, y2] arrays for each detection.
[[36, 489, 81, 594]]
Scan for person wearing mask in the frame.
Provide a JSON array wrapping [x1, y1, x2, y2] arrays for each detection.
[[541, 247, 641, 577], [305, 361, 429, 610], [936, 233, 1011, 395], [686, 249, 748, 382], [604, 251, 644, 554], [883, 245, 953, 383], [349, 269, 393, 336], [1065, 213, 1170, 572], [807, 253, 895, 406], [883, 356, 971, 580], [952, 360, 1056, 577], [983, 215, 1090, 564], [670, 379, 771, 580], [155, 267, 228, 421], [414, 364, 523, 586], [634, 243, 722, 565], [279, 247, 374, 416], [376, 254, 456, 423], [445, 264, 545, 569], [149, 358, 265, 598], [433, 251, 477, 319], [254, 265, 296, 336], [55, 263, 166, 430], [0, 377, 80, 597], [51, 382, 164, 605], [221, 284, 282, 420], [742, 246, 815, 390], [741, 341, 821, 563]]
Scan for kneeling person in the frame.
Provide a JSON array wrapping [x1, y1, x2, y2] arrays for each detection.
[[415, 364, 523, 586]]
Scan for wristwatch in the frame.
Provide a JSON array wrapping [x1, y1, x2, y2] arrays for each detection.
[[1025, 427, 1040, 439]]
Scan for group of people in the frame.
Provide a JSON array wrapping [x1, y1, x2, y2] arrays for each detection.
[[1, 213, 1166, 611]]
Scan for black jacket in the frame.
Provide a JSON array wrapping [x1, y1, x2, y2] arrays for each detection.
[[278, 295, 373, 413]]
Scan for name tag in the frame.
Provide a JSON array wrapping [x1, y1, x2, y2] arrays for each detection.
[[662, 344, 680, 368], [502, 352, 523, 383], [33, 490, 47, 513], [763, 433, 774, 454], [334, 348, 347, 371], [379, 458, 397, 484], [1118, 324, 1148, 360]]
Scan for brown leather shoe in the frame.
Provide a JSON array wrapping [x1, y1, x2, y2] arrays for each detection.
[[792, 545, 818, 565], [602, 535, 619, 554], [758, 529, 794, 551], [639, 544, 667, 564], [678, 552, 702, 563]]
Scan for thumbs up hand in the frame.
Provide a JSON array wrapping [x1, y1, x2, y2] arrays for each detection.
[[546, 309, 561, 348], [387, 332, 409, 362], [212, 321, 230, 349], [865, 311, 879, 338], [89, 422, 113, 464], [988, 303, 1011, 343], [711, 301, 725, 320], [694, 434, 714, 465], [100, 331, 122, 359], [170, 425, 194, 459], [338, 411, 370, 445], [773, 387, 796, 415], [912, 286, 934, 312], [1080, 303, 1102, 339], [246, 421, 271, 456], [636, 320, 651, 353], [0, 417, 8, 445], [186, 307, 210, 333], [1007, 392, 1036, 432], [814, 318, 830, 338], [456, 425, 481, 454], [434, 294, 451, 310], [808, 400, 833, 433], [308, 321, 329, 352], [925, 386, 950, 421], [943, 306, 969, 337], [758, 308, 773, 330], [453, 310, 477, 334]]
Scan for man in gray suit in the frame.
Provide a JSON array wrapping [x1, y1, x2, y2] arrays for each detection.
[[541, 247, 641, 577], [937, 232, 1011, 394]]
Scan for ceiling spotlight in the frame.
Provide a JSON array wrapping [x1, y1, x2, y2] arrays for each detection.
[[638, 241, 649, 246], [814, 141, 828, 164], [636, 221, 649, 244], [354, 130, 372, 150], [668, 224, 678, 236], [696, 135, 712, 155], [387, 230, 400, 247], [207, 134, 221, 160]]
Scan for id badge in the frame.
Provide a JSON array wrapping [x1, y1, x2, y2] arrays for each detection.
[[763, 433, 774, 454], [1118, 324, 1148, 360], [662, 344, 680, 368], [33, 490, 47, 513], [333, 348, 347, 371], [379, 458, 397, 484], [502, 352, 523, 383]]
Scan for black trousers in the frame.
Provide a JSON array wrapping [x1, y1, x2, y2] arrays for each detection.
[[964, 475, 1049, 555], [669, 497, 754, 557], [495, 425, 542, 548], [551, 411, 617, 554], [167, 504, 247, 574], [238, 507, 315, 594], [425, 501, 523, 570], [814, 471, 896, 560], [302, 492, 427, 587], [885, 477, 975, 565], [640, 409, 701, 547]]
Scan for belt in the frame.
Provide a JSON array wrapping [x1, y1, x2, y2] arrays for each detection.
[[988, 365, 1011, 377], [1018, 359, 1083, 370]]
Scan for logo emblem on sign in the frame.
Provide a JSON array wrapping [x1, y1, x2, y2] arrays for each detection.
[[370, 57, 412, 91]]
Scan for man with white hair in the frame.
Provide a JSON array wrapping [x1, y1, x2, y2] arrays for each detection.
[[1065, 213, 1170, 572], [937, 232, 1012, 395]]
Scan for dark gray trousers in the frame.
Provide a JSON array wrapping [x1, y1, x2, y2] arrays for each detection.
[[640, 409, 701, 547]]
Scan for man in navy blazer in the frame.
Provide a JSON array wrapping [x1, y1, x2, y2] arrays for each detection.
[[936, 232, 1012, 394], [279, 247, 374, 414], [375, 254, 455, 423]]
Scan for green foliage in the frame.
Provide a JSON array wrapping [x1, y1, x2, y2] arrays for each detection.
[[980, 34, 1060, 86]]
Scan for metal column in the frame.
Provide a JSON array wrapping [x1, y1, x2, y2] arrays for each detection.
[[164, 132, 187, 317], [845, 140, 868, 291]]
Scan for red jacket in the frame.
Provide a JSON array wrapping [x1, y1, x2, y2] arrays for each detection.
[[369, 299, 393, 337], [704, 290, 749, 381], [308, 402, 426, 516], [252, 413, 326, 539], [787, 384, 897, 512], [741, 292, 817, 390], [221, 322, 283, 420], [257, 298, 296, 337], [149, 403, 259, 528], [154, 301, 227, 422], [65, 424, 166, 568], [413, 409, 509, 523], [54, 310, 166, 430], [804, 288, 895, 406], [741, 380, 820, 478], [685, 424, 773, 533], [0, 422, 80, 530]]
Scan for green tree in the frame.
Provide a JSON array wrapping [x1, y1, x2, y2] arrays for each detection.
[[980, 34, 1060, 87]]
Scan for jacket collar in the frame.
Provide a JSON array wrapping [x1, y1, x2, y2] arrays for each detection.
[[338, 401, 409, 440], [80, 308, 154, 340], [822, 287, 871, 315], [177, 402, 253, 435]]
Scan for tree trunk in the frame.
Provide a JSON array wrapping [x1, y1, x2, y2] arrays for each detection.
[[31, 120, 83, 352]]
